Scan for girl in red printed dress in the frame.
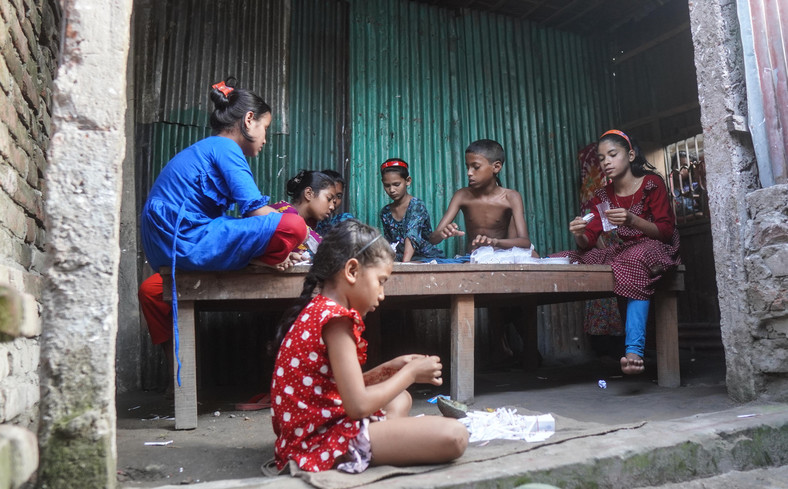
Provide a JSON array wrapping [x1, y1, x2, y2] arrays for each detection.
[[553, 130, 680, 376], [271, 220, 468, 473]]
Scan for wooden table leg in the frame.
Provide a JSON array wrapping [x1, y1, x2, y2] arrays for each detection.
[[174, 300, 198, 429], [451, 294, 475, 403], [655, 290, 680, 387], [521, 298, 539, 371]]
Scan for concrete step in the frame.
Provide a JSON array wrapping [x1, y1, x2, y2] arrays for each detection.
[[364, 402, 788, 488], [634, 465, 788, 488], [137, 403, 788, 489]]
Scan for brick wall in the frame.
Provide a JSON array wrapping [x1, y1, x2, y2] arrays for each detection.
[[0, 0, 60, 427]]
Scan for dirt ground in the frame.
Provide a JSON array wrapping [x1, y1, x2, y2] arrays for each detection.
[[115, 349, 733, 487]]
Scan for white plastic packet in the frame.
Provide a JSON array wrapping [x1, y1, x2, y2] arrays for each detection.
[[596, 201, 617, 232], [470, 245, 535, 264]]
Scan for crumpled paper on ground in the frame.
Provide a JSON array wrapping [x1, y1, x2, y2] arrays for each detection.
[[459, 408, 555, 443]]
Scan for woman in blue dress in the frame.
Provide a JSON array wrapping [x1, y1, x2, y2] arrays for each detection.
[[379, 158, 444, 262], [138, 80, 307, 386]]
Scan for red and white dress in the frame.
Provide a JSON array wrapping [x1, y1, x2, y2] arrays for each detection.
[[553, 174, 681, 301], [271, 294, 380, 472]]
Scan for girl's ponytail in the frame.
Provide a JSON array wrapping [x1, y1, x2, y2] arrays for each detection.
[[276, 274, 319, 345], [209, 77, 271, 141]]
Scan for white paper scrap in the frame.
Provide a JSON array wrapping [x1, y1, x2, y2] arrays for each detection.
[[144, 440, 174, 446], [459, 408, 555, 443]]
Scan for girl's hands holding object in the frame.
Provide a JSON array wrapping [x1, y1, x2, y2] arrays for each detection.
[[569, 216, 589, 237], [404, 355, 444, 386], [604, 208, 631, 227]]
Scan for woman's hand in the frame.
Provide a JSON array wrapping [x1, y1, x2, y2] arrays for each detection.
[[569, 216, 588, 237], [604, 208, 631, 227]]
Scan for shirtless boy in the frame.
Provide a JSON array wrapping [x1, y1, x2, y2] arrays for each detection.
[[429, 139, 535, 255]]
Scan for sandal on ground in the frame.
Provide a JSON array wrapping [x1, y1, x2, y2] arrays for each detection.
[[235, 392, 272, 411]]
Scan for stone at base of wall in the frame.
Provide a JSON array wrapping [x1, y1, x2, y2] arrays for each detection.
[[0, 424, 38, 489]]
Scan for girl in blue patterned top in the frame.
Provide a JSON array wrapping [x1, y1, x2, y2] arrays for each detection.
[[379, 158, 445, 262]]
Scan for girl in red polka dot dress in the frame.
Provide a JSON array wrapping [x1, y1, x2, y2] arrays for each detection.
[[554, 130, 680, 376], [271, 219, 468, 473]]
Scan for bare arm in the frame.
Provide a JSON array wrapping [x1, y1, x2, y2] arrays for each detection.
[[245, 205, 277, 217], [401, 238, 415, 262], [429, 191, 466, 244], [324, 319, 442, 420], [363, 354, 427, 385]]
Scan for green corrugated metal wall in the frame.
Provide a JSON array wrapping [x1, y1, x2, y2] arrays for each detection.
[[288, 0, 350, 186], [348, 0, 614, 256], [137, 0, 615, 256]]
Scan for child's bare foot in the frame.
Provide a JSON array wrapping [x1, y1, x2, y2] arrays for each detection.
[[250, 252, 305, 271], [620, 353, 645, 375]]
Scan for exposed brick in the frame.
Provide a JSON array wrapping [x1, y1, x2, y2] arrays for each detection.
[[24, 217, 35, 244], [0, 165, 15, 195], [0, 1, 30, 68], [0, 46, 11, 93], [0, 424, 39, 488], [0, 228, 31, 268], [0, 88, 34, 163], [20, 13, 38, 66], [0, 190, 27, 240], [1, 380, 23, 420], [0, 124, 29, 180], [24, 0, 41, 35], [11, 173, 43, 220], [0, 345, 9, 382]]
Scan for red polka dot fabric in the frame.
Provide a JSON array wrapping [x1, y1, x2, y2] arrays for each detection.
[[554, 175, 681, 301], [271, 294, 376, 472]]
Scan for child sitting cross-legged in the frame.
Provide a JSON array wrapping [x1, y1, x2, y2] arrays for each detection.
[[271, 219, 468, 473]]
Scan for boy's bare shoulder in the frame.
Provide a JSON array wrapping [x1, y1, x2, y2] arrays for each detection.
[[452, 187, 474, 201], [501, 186, 524, 204]]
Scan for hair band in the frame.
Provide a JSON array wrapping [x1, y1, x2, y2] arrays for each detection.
[[600, 129, 632, 151], [354, 235, 381, 257], [380, 160, 408, 171], [212, 80, 234, 97]]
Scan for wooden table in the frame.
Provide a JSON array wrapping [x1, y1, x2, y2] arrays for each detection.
[[163, 263, 684, 430]]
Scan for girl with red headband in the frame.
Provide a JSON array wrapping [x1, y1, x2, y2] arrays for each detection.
[[554, 130, 680, 375], [379, 158, 445, 262], [138, 79, 308, 393]]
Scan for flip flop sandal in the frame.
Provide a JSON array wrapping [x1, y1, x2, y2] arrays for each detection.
[[235, 392, 272, 411]]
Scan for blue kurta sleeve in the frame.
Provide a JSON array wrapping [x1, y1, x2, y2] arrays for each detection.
[[209, 138, 267, 215]]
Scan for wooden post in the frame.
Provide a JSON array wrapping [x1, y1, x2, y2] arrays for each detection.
[[450, 294, 475, 402], [522, 298, 540, 371], [174, 300, 198, 429], [655, 290, 681, 387]]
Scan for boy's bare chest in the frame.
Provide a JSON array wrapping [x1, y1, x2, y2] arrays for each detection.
[[461, 200, 512, 229]]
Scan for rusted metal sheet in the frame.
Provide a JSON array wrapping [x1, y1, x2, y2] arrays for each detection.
[[741, 0, 788, 185], [133, 0, 291, 199]]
